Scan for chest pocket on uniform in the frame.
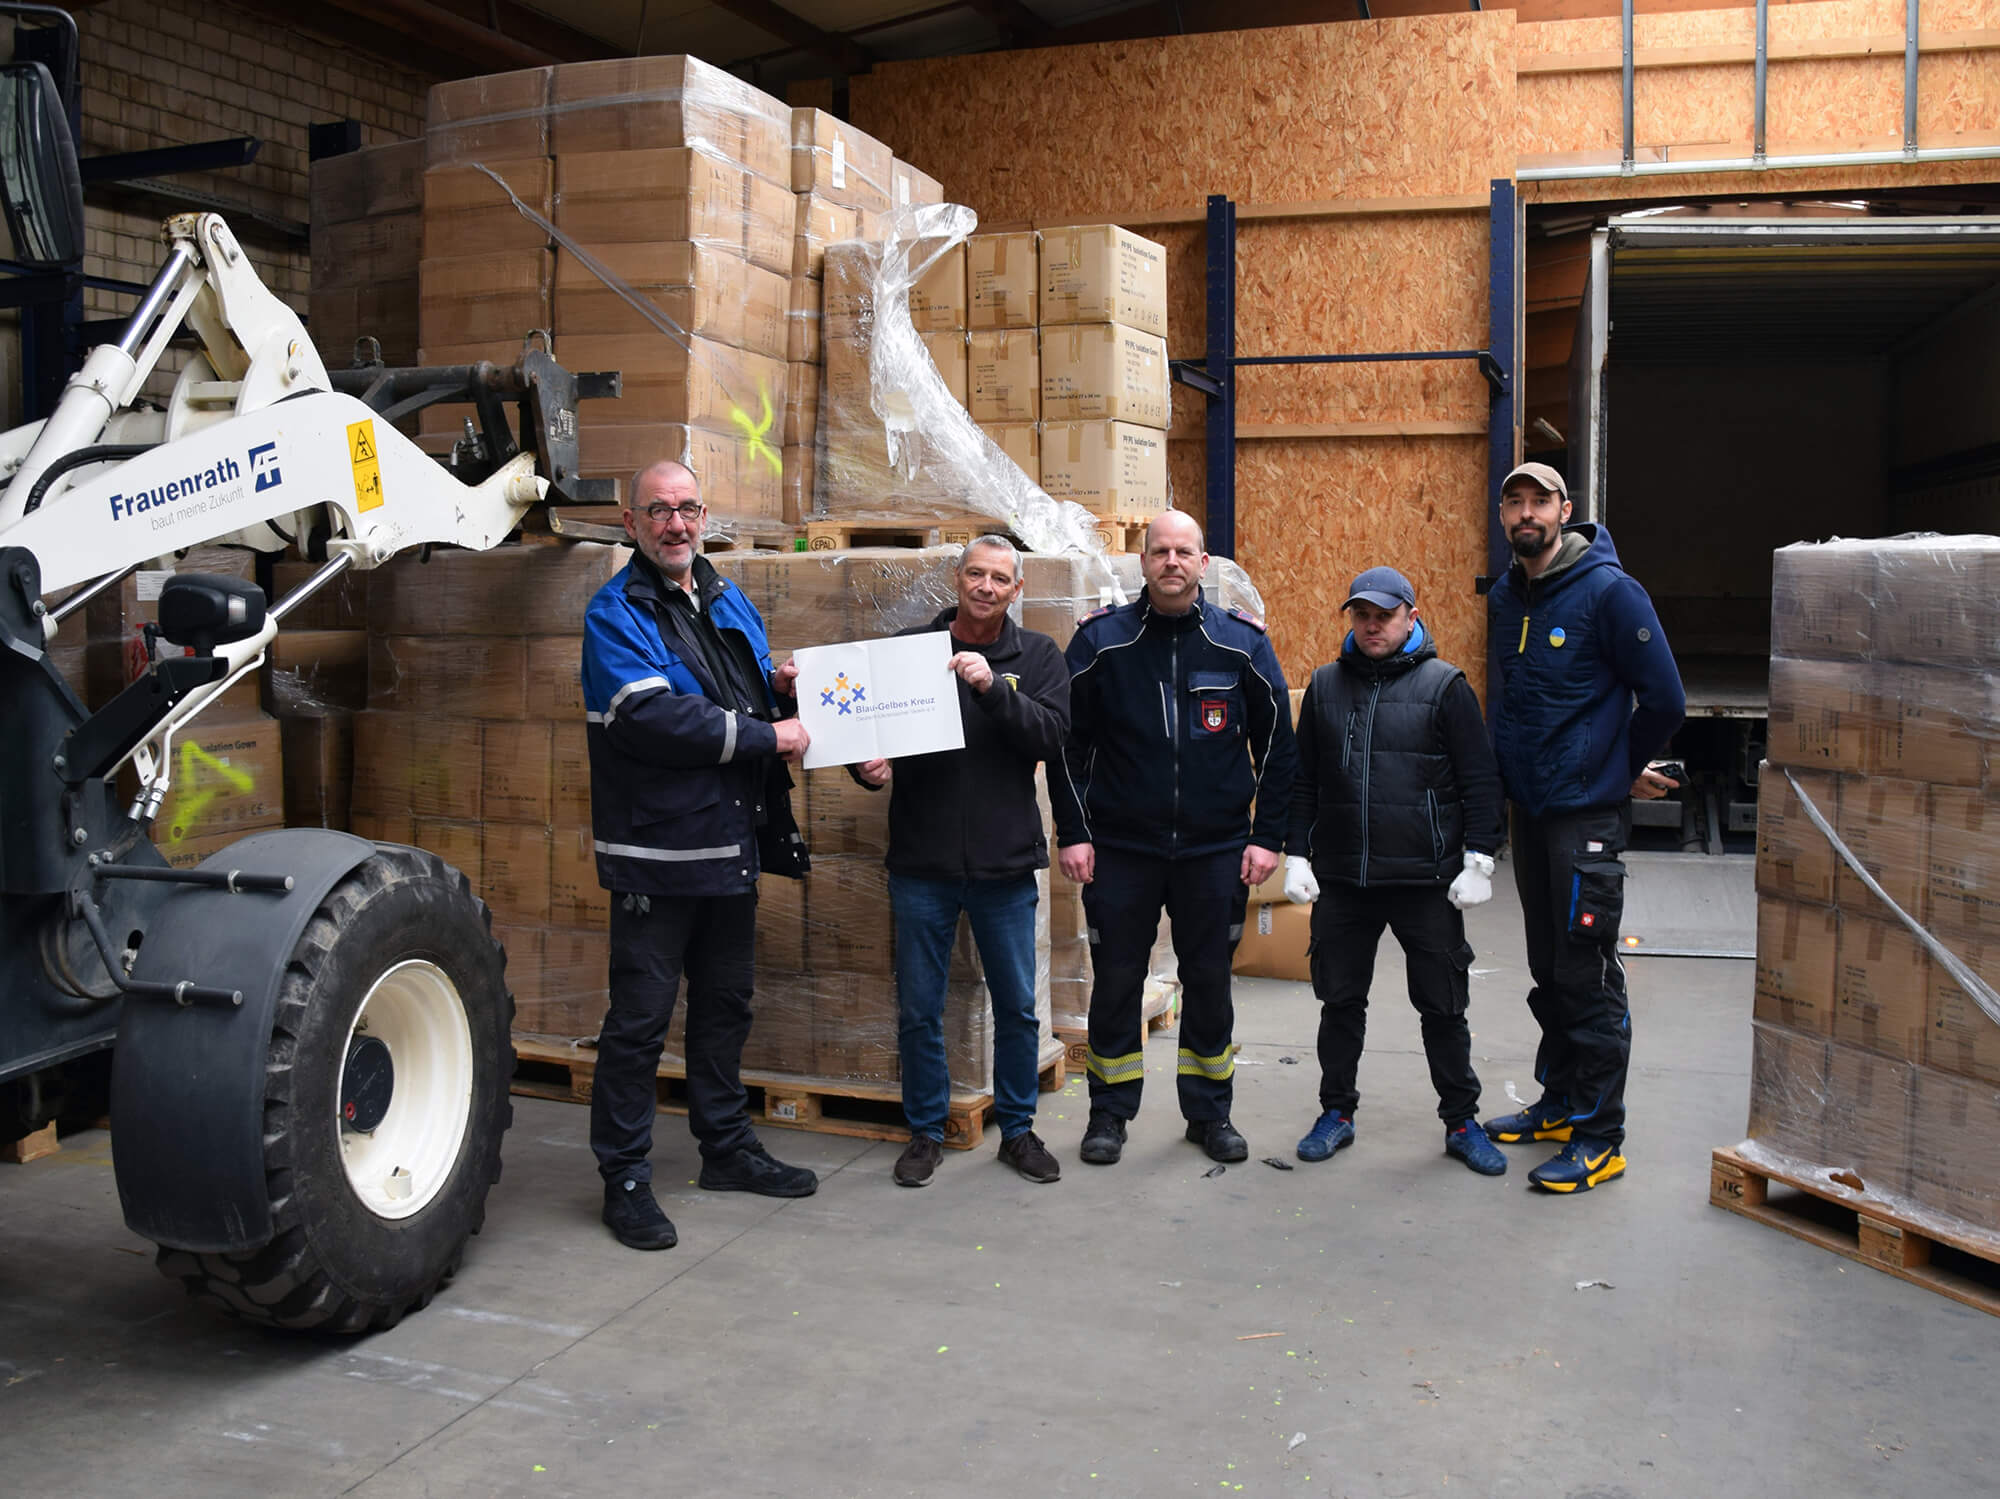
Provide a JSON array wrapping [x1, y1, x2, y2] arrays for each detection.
[[1187, 671, 1242, 739]]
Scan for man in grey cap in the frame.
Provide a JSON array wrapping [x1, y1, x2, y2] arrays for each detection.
[[1282, 565, 1508, 1175]]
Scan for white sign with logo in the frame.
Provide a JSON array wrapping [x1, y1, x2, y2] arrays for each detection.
[[792, 630, 965, 770]]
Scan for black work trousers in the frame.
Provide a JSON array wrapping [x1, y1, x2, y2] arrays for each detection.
[[590, 889, 759, 1185], [1511, 804, 1632, 1147], [1083, 845, 1248, 1123], [1308, 881, 1480, 1126]]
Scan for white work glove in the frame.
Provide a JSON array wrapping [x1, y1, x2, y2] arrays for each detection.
[[1283, 855, 1320, 905], [1448, 850, 1496, 910]]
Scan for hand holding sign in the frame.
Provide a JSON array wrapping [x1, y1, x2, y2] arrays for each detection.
[[792, 632, 966, 770]]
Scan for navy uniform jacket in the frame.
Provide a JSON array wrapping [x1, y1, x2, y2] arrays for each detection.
[[1487, 522, 1686, 818], [1049, 586, 1297, 860], [581, 553, 807, 896]]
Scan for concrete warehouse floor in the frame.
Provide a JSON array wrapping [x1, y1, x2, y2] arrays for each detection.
[[2, 874, 1993, 1499]]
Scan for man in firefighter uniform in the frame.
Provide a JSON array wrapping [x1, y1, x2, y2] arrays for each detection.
[[1050, 510, 1298, 1165]]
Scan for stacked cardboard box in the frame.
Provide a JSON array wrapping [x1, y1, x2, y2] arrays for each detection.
[[1747, 535, 2000, 1238], [348, 544, 625, 1039], [416, 59, 798, 527], [262, 561, 370, 832], [1230, 688, 1313, 980], [309, 139, 424, 370]]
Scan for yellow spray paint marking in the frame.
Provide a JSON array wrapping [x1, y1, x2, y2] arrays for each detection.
[[729, 383, 782, 476], [166, 739, 257, 845], [347, 418, 385, 512]]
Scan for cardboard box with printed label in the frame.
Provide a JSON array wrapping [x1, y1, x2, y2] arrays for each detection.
[[145, 712, 286, 856], [1833, 775, 1928, 922], [892, 159, 945, 208], [554, 241, 788, 360], [1752, 897, 1839, 1036], [1040, 323, 1170, 428], [1909, 1066, 2000, 1234], [789, 108, 893, 209], [1819, 1042, 1914, 1196], [979, 422, 1039, 485], [967, 329, 1039, 423], [1765, 657, 1886, 777], [1925, 931, 2000, 1084], [1929, 785, 2000, 943], [1040, 420, 1169, 514], [1834, 915, 1929, 1062], [909, 241, 967, 332], [1039, 224, 1169, 337], [923, 329, 969, 409], [968, 232, 1038, 329], [1769, 539, 1877, 661], [1232, 899, 1311, 981], [793, 194, 860, 280], [1755, 762, 1837, 906]]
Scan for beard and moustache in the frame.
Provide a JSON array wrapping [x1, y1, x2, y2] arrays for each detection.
[[1509, 521, 1556, 559]]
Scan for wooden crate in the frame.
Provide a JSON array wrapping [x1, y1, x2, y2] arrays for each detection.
[[1711, 1144, 2000, 1317]]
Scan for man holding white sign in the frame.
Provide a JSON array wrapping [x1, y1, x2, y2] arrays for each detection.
[[845, 537, 1071, 1188]]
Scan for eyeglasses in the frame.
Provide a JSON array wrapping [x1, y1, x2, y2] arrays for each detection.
[[640, 501, 704, 524]]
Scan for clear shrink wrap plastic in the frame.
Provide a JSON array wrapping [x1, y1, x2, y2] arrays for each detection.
[[1748, 533, 2000, 1244]]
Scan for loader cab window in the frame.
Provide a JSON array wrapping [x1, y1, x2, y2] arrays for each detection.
[[0, 61, 83, 269]]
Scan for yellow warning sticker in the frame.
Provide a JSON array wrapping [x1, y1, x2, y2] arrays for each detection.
[[347, 418, 385, 512]]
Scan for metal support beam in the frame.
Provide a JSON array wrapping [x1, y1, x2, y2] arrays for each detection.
[[1905, 0, 1922, 156], [1484, 179, 1518, 709], [705, 0, 874, 75], [1620, 0, 1636, 174], [1754, 0, 1768, 165], [1203, 193, 1237, 559], [962, 0, 1053, 46], [80, 138, 260, 185]]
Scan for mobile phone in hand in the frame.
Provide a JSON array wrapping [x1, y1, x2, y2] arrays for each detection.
[[1651, 759, 1688, 786]]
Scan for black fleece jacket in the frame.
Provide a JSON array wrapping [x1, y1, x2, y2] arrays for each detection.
[[856, 608, 1071, 881]]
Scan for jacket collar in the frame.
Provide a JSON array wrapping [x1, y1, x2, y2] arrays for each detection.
[[931, 605, 1021, 659], [1138, 584, 1205, 631], [626, 551, 730, 611]]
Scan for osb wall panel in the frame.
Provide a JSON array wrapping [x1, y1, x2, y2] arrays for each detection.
[[1234, 215, 1489, 426], [851, 17, 1518, 215], [1518, 0, 2000, 159], [1236, 439, 1491, 691], [850, 18, 1512, 679]]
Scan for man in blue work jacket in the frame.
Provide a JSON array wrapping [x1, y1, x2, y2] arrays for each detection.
[[1481, 462, 1686, 1193], [1050, 510, 1298, 1166], [581, 459, 816, 1251]]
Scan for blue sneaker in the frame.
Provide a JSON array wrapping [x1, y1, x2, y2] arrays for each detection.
[[1444, 1119, 1507, 1176], [1481, 1096, 1573, 1144], [1296, 1109, 1354, 1162], [1527, 1136, 1626, 1193]]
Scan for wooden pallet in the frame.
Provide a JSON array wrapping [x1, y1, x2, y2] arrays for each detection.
[[1711, 1145, 2000, 1317], [1053, 979, 1181, 1076], [513, 1036, 1066, 1152], [802, 513, 1010, 552], [1088, 512, 1157, 554], [702, 529, 801, 554]]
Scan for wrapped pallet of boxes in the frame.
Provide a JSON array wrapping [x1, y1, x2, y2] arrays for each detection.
[[350, 543, 629, 1040], [415, 58, 797, 533], [1733, 534, 2000, 1252], [309, 138, 423, 371]]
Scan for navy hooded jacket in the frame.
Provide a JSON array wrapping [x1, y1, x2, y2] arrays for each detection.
[[1486, 522, 1686, 818]]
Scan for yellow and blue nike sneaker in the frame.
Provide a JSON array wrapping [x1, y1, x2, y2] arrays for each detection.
[[1527, 1136, 1626, 1193], [1480, 1097, 1573, 1144]]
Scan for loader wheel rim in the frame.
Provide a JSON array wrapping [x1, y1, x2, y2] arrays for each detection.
[[336, 959, 474, 1221]]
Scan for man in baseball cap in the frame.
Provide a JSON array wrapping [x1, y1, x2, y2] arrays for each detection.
[[1481, 461, 1686, 1194], [1282, 564, 1508, 1177]]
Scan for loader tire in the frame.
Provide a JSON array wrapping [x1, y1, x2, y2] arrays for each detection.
[[156, 846, 514, 1333]]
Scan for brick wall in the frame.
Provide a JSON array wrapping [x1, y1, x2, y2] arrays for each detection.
[[1, 0, 441, 423]]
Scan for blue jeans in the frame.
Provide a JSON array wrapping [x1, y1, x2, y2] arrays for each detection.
[[889, 872, 1042, 1141]]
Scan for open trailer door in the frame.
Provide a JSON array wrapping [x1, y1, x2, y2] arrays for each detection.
[[1565, 228, 1610, 524]]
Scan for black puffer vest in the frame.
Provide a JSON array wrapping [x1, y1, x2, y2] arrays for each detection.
[[1301, 632, 1466, 887]]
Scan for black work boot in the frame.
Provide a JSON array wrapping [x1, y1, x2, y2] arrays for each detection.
[[603, 1178, 678, 1251], [894, 1135, 944, 1187], [698, 1142, 819, 1198], [1079, 1112, 1127, 1165], [1186, 1117, 1249, 1163]]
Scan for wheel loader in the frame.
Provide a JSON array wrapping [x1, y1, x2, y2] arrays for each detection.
[[0, 54, 618, 1331]]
